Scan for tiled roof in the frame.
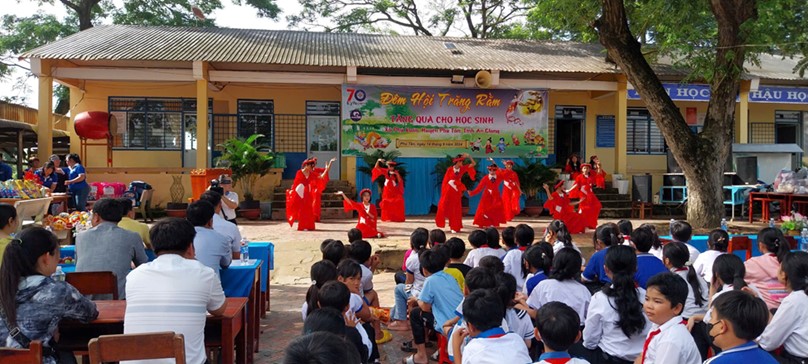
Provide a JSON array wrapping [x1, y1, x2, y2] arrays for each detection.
[[21, 25, 618, 73]]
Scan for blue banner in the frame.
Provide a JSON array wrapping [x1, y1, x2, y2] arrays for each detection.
[[628, 83, 711, 102], [749, 86, 808, 104]]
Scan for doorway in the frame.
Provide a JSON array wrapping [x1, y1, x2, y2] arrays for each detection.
[[554, 106, 586, 166], [306, 101, 341, 180]]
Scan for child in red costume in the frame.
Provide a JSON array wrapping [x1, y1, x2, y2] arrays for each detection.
[[542, 181, 586, 234], [310, 157, 336, 222], [488, 157, 521, 221], [468, 164, 507, 228], [338, 188, 384, 238], [569, 164, 602, 229], [436, 153, 476, 233], [371, 159, 406, 222], [286, 158, 318, 231], [564, 153, 582, 181], [589, 155, 607, 189]]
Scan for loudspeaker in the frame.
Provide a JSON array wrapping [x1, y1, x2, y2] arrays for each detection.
[[667, 150, 682, 174], [632, 175, 653, 203], [736, 156, 758, 184]]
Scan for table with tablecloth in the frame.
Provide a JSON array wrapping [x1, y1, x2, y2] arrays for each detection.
[[247, 242, 273, 315], [661, 234, 805, 260]]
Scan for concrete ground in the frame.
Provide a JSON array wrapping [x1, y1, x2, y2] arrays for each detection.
[[246, 215, 767, 363]]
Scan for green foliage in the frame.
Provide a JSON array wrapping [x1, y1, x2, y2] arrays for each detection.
[[511, 157, 556, 201], [356, 149, 408, 194], [215, 134, 275, 200], [112, 0, 221, 26], [432, 155, 478, 190]]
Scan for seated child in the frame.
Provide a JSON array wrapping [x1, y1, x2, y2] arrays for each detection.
[[670, 220, 700, 265], [522, 242, 554, 296], [497, 273, 534, 349], [503, 224, 534, 292], [663, 242, 709, 359], [464, 230, 505, 267], [404, 247, 464, 364], [302, 260, 338, 320], [321, 240, 346, 266], [700, 253, 760, 325], [617, 219, 633, 245], [444, 267, 500, 361], [303, 308, 367, 363], [348, 228, 362, 243], [640, 223, 665, 260], [533, 302, 590, 364], [704, 291, 777, 364], [745, 227, 790, 310], [693, 229, 728, 284], [640, 273, 701, 364], [316, 281, 373, 363], [583, 245, 650, 363], [389, 228, 429, 331], [337, 260, 383, 354], [454, 289, 531, 364], [524, 248, 591, 323], [478, 255, 504, 274], [429, 228, 446, 248], [545, 220, 583, 256], [484, 227, 506, 257], [283, 331, 361, 364], [443, 237, 471, 291], [631, 227, 668, 289], [582, 223, 621, 285], [758, 251, 808, 361]]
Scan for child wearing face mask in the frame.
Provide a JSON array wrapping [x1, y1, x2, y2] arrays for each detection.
[[704, 291, 776, 364]]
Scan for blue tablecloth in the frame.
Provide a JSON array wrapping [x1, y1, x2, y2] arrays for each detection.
[[248, 242, 273, 293], [660, 234, 805, 260], [60, 246, 75, 260], [220, 259, 262, 298]]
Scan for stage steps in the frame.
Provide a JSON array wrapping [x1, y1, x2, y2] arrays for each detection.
[[594, 185, 632, 218], [270, 179, 356, 220]]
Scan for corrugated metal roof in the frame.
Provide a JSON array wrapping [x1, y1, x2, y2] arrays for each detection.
[[21, 25, 618, 73], [733, 143, 803, 153]]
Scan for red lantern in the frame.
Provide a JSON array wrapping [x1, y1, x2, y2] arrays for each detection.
[[74, 111, 110, 140]]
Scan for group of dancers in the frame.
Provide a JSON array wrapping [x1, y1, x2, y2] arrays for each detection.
[[285, 152, 603, 235]]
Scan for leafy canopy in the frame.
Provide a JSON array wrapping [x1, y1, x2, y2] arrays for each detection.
[[215, 134, 274, 200]]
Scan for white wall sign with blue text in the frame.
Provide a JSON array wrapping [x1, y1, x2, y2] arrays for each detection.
[[627, 84, 711, 102], [628, 84, 808, 104]]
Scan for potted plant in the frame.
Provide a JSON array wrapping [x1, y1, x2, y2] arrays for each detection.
[[165, 175, 188, 218], [216, 134, 274, 220], [432, 155, 479, 216], [356, 150, 408, 213], [781, 212, 807, 236], [512, 156, 557, 217]]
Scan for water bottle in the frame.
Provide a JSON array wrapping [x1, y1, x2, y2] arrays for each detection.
[[769, 218, 776, 229], [239, 238, 249, 264], [721, 218, 728, 232], [801, 228, 808, 252], [669, 219, 675, 234], [51, 266, 65, 282]]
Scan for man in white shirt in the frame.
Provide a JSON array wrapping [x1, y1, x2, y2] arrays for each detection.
[[218, 174, 239, 224], [187, 200, 232, 273], [200, 190, 242, 257], [124, 217, 226, 364]]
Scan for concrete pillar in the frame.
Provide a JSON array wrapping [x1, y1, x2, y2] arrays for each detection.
[[615, 76, 628, 174], [194, 61, 209, 168], [36, 62, 54, 160], [739, 80, 751, 143]]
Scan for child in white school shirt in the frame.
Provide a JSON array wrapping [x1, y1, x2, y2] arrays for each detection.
[[640, 272, 701, 364], [532, 302, 590, 364], [451, 289, 531, 364], [464, 230, 506, 268], [521, 248, 591, 323], [758, 251, 808, 362]]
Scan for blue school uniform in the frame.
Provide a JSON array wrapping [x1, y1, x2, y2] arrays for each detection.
[[703, 342, 777, 364], [583, 247, 611, 284], [419, 270, 463, 332], [635, 253, 667, 288], [524, 270, 548, 296]]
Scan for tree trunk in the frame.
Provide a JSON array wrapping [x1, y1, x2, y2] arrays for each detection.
[[594, 0, 756, 228]]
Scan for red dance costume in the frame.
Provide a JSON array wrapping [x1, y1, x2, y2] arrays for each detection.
[[435, 164, 476, 232], [564, 162, 581, 181], [574, 173, 602, 229], [343, 199, 383, 238], [543, 190, 586, 234], [311, 167, 328, 222], [372, 166, 406, 222], [498, 167, 521, 221], [469, 174, 506, 228], [286, 169, 316, 231], [593, 166, 607, 189]]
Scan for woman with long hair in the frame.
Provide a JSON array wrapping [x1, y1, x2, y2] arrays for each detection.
[[568, 163, 602, 229], [286, 158, 330, 231], [435, 154, 476, 233], [745, 227, 791, 310], [583, 245, 650, 363], [337, 189, 384, 238], [371, 159, 405, 222], [589, 155, 607, 189], [0, 227, 98, 363]]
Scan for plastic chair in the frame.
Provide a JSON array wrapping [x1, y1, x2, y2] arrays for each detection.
[[436, 334, 453, 364], [728, 236, 752, 260], [0, 340, 43, 364], [66, 271, 119, 300], [88, 332, 185, 364], [784, 236, 798, 250]]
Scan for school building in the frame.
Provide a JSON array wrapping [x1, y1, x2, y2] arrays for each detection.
[[21, 25, 808, 212]]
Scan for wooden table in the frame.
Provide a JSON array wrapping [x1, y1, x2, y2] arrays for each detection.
[[220, 260, 261, 359], [748, 191, 793, 223], [59, 297, 248, 364], [0, 194, 70, 214]]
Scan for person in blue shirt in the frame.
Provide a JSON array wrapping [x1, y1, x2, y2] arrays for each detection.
[[64, 154, 90, 211], [582, 223, 621, 285], [35, 162, 57, 193], [703, 290, 777, 364], [0, 161, 13, 181], [405, 247, 463, 364], [631, 226, 668, 289]]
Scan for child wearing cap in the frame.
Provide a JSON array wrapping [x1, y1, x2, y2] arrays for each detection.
[[337, 188, 384, 238], [467, 163, 506, 228]]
